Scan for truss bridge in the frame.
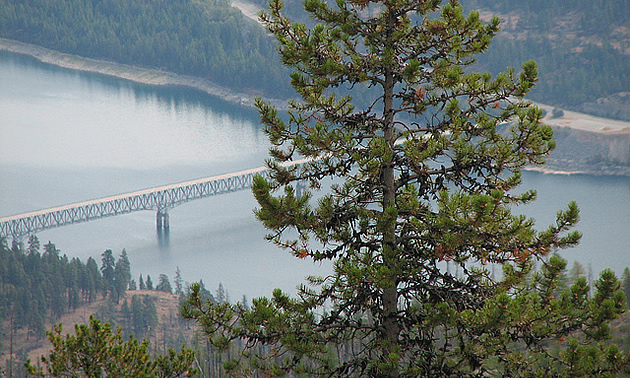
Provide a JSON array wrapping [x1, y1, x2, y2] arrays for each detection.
[[0, 160, 307, 241]]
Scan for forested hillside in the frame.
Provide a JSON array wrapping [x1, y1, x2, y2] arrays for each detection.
[[0, 237, 129, 341], [0, 0, 291, 97], [0, 236, 244, 376], [462, 0, 630, 119], [1, 0, 628, 118]]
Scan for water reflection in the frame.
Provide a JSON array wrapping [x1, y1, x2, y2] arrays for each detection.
[[0, 51, 269, 171], [1, 50, 261, 122], [157, 227, 170, 250]]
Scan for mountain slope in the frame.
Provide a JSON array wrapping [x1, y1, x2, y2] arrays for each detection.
[[0, 0, 628, 118], [462, 0, 630, 119], [0, 0, 291, 98]]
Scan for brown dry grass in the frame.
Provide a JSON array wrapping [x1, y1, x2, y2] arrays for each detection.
[[0, 290, 197, 367]]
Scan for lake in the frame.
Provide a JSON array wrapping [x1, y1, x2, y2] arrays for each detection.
[[1, 50, 628, 300]]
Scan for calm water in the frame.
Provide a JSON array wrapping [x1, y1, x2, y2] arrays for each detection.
[[1, 51, 629, 299]]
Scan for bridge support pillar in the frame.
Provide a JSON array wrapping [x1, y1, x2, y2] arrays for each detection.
[[157, 210, 169, 230], [157, 209, 170, 248], [295, 180, 306, 199]]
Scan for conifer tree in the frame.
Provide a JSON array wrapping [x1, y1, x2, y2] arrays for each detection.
[[157, 274, 173, 294], [622, 267, 630, 302], [26, 235, 40, 256], [174, 267, 184, 296], [100, 249, 115, 298], [215, 283, 227, 303], [85, 257, 101, 301], [182, 0, 628, 375], [113, 249, 132, 302], [139, 274, 146, 290], [26, 316, 196, 377]]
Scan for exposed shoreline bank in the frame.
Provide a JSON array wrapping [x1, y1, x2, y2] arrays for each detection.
[[2, 38, 628, 177], [0, 38, 287, 110]]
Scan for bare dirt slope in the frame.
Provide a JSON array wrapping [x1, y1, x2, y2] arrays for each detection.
[[1, 290, 196, 367]]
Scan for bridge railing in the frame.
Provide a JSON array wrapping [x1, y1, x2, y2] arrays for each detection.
[[0, 157, 315, 241], [0, 166, 270, 240]]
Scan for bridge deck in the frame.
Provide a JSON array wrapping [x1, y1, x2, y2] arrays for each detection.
[[0, 158, 311, 240], [0, 165, 269, 223]]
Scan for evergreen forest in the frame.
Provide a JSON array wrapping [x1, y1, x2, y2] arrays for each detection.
[[463, 0, 630, 118], [0, 0, 629, 118], [0, 0, 292, 98], [0, 236, 243, 376], [4, 235, 630, 376], [0, 236, 108, 340]]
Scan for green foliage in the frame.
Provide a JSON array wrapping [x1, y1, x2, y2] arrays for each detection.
[[101, 249, 132, 302], [25, 315, 197, 377], [114, 250, 132, 301], [139, 274, 146, 290], [0, 237, 104, 339], [180, 0, 630, 375], [0, 0, 291, 97], [623, 268, 630, 303], [100, 249, 115, 297], [174, 267, 184, 297], [460, 0, 630, 113], [460, 260, 627, 375], [157, 274, 174, 294], [130, 295, 158, 339]]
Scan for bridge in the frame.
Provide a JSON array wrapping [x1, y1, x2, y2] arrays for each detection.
[[0, 160, 307, 241]]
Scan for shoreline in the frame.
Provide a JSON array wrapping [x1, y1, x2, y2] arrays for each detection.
[[2, 38, 628, 177], [522, 167, 586, 176], [0, 38, 288, 110]]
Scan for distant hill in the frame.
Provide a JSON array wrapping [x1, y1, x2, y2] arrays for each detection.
[[236, 0, 630, 119], [0, 0, 292, 98], [461, 0, 630, 120], [0, 0, 628, 119], [0, 290, 193, 373]]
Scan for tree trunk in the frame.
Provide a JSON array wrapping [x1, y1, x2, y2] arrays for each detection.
[[380, 13, 400, 373]]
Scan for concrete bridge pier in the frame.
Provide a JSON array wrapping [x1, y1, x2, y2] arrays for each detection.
[[295, 180, 306, 199], [156, 210, 169, 230], [156, 209, 170, 248]]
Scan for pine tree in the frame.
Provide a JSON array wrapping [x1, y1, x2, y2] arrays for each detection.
[[100, 249, 115, 298], [156, 274, 173, 294], [215, 283, 226, 303], [174, 267, 184, 296], [622, 267, 630, 302], [26, 316, 197, 377], [569, 260, 587, 286], [120, 299, 132, 331], [26, 235, 40, 256], [139, 274, 146, 290], [146, 275, 154, 291], [131, 295, 146, 337], [85, 257, 102, 301], [113, 249, 132, 302], [182, 0, 629, 375]]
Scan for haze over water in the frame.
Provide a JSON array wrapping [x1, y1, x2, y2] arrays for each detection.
[[1, 51, 629, 299]]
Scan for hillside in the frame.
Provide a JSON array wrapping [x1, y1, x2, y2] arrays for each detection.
[[0, 0, 628, 119], [232, 0, 630, 118], [1, 290, 195, 372], [534, 104, 630, 176], [0, 0, 292, 98], [462, 0, 630, 120]]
